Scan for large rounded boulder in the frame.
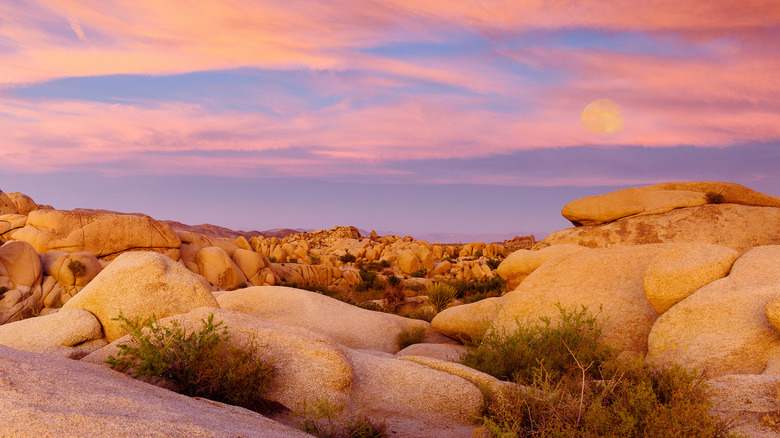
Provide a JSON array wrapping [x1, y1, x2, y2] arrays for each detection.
[[62, 251, 218, 342]]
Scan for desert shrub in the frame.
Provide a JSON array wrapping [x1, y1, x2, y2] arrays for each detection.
[[426, 282, 457, 313], [106, 312, 274, 412], [340, 253, 357, 264], [310, 255, 322, 265], [268, 256, 278, 263], [706, 191, 725, 204], [480, 358, 742, 438], [406, 307, 436, 322], [485, 257, 502, 270], [459, 304, 611, 384], [452, 276, 507, 303], [410, 269, 426, 278], [382, 286, 406, 313], [358, 301, 386, 312], [397, 326, 426, 349], [462, 305, 741, 438], [387, 275, 401, 287], [287, 258, 298, 264], [293, 397, 388, 438], [361, 260, 390, 272], [68, 259, 87, 278], [474, 250, 484, 258]]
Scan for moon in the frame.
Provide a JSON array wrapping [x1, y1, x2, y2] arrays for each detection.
[[581, 99, 624, 134]]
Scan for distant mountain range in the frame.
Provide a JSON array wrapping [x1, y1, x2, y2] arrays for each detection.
[[164, 220, 543, 244]]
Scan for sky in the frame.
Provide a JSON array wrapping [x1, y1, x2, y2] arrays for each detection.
[[1, 1, 779, 241]]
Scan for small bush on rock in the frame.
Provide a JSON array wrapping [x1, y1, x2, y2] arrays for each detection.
[[67, 259, 87, 278], [426, 282, 457, 313], [106, 312, 274, 412], [293, 397, 388, 438], [706, 191, 725, 204], [340, 253, 357, 264], [459, 304, 610, 383], [397, 326, 426, 349]]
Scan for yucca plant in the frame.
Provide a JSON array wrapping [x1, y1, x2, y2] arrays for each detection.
[[426, 282, 457, 313]]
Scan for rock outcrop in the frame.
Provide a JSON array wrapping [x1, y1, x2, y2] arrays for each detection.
[[0, 344, 310, 437], [562, 181, 780, 226], [540, 203, 780, 254], [0, 241, 43, 324], [0, 309, 105, 358], [8, 209, 181, 260], [647, 245, 780, 378], [217, 286, 449, 353], [62, 251, 218, 342]]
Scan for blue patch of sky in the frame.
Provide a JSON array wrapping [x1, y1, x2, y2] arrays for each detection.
[[9, 69, 343, 114]]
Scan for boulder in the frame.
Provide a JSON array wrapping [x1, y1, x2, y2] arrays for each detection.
[[232, 248, 269, 286], [0, 240, 42, 290], [0, 190, 18, 215], [61, 252, 219, 342], [562, 181, 780, 227], [217, 286, 447, 353], [0, 241, 44, 324], [84, 307, 354, 412], [397, 249, 423, 275], [0, 309, 105, 358], [539, 204, 780, 254], [8, 209, 181, 260], [642, 244, 739, 314], [8, 192, 38, 215], [431, 296, 505, 341], [396, 343, 468, 362], [0, 345, 310, 437], [342, 348, 483, 424], [0, 213, 28, 241], [40, 251, 103, 301], [494, 244, 737, 353], [497, 244, 589, 290], [646, 246, 780, 378], [196, 246, 248, 290], [562, 187, 707, 226]]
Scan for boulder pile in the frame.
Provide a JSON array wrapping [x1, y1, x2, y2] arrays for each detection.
[[2, 181, 780, 436]]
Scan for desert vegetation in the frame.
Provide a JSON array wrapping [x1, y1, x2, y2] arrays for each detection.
[[459, 305, 743, 437], [106, 312, 275, 413]]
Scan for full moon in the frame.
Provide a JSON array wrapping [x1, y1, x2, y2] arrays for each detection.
[[581, 98, 624, 133]]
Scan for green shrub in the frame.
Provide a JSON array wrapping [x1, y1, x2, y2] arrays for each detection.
[[406, 308, 436, 322], [268, 256, 278, 263], [485, 258, 502, 270], [480, 358, 742, 437], [474, 250, 483, 258], [387, 275, 401, 287], [397, 326, 426, 349], [287, 258, 298, 264], [461, 305, 742, 437], [310, 255, 322, 265], [340, 253, 357, 264], [106, 312, 274, 412], [459, 304, 610, 384], [426, 282, 457, 313], [706, 191, 725, 204], [452, 276, 506, 303], [410, 269, 426, 278], [293, 397, 388, 438], [68, 259, 87, 278]]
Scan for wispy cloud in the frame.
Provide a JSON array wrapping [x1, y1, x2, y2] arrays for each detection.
[[1, 0, 779, 186]]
